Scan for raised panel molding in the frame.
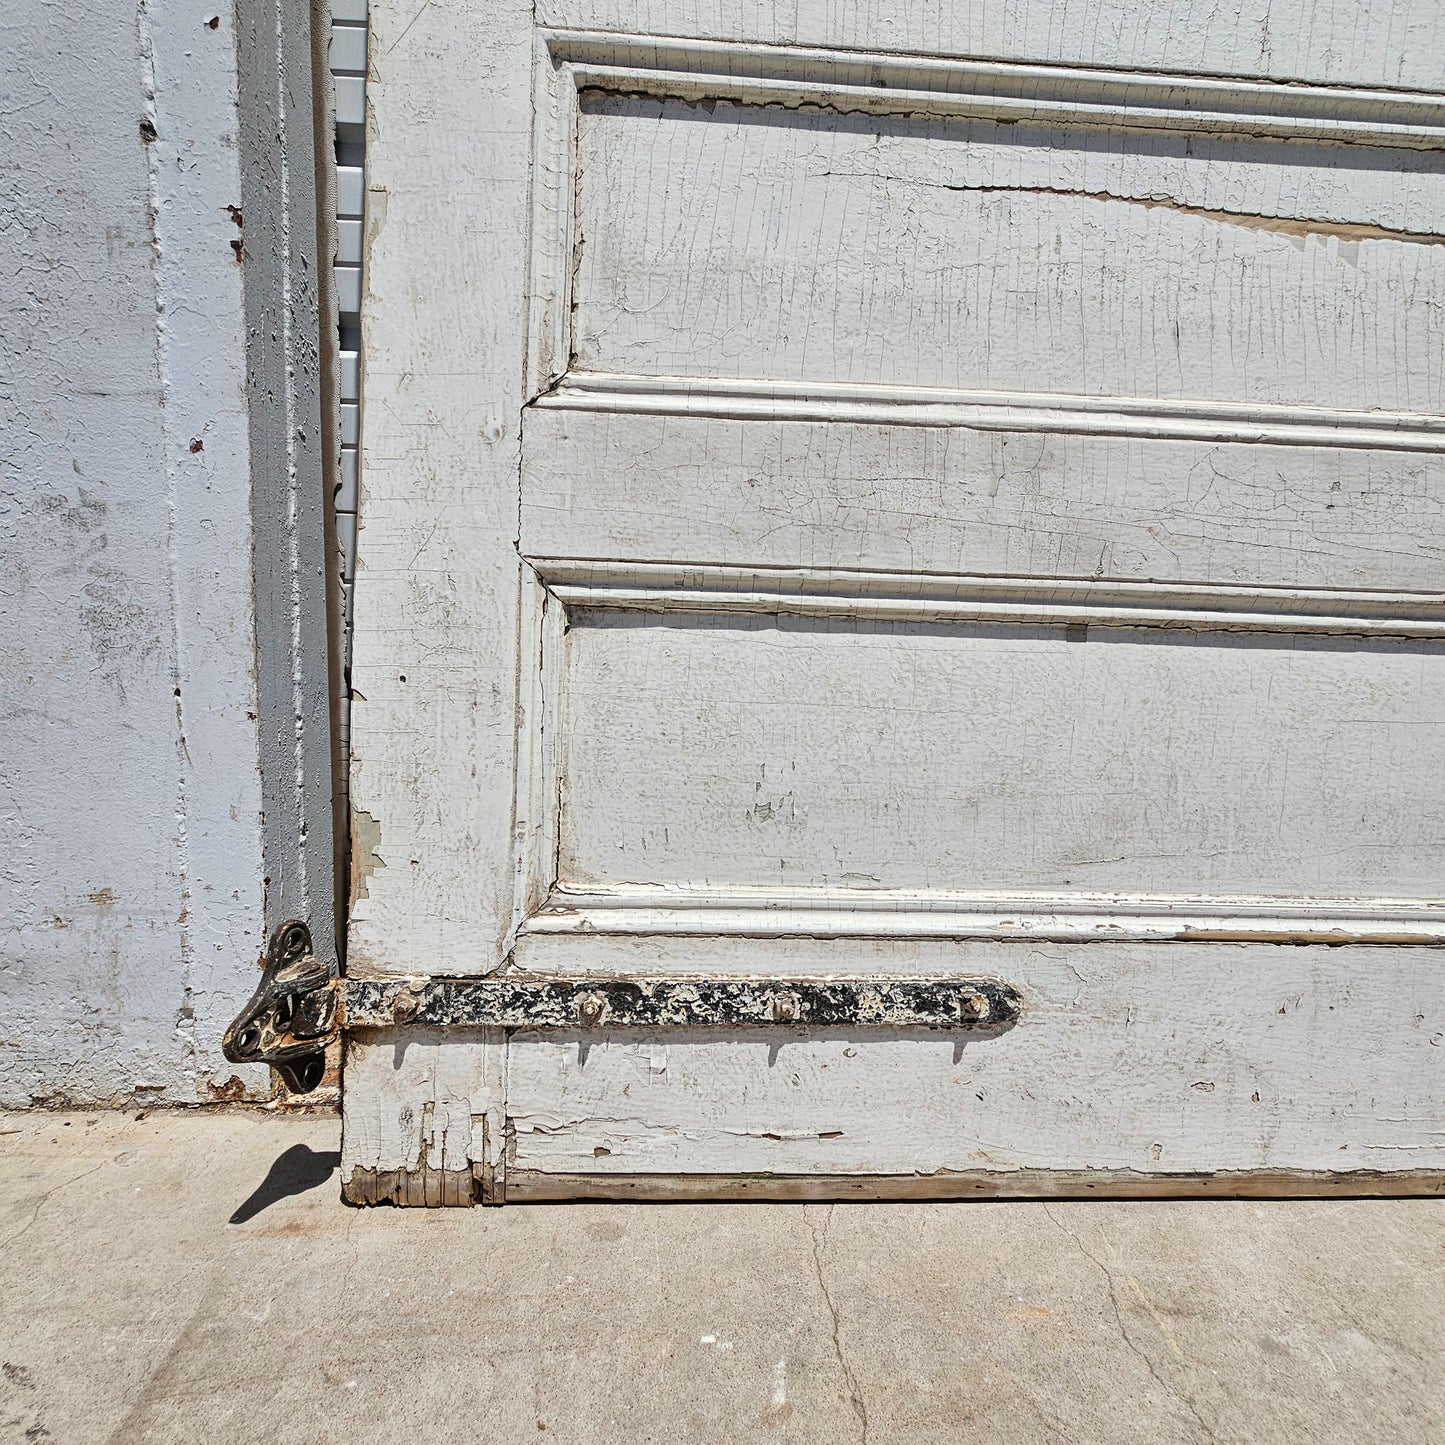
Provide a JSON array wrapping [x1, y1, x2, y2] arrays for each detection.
[[544, 30, 1445, 149], [536, 373, 1445, 454], [527, 31, 1445, 447], [509, 560, 1445, 948], [540, 560, 1445, 637], [523, 887, 1445, 946]]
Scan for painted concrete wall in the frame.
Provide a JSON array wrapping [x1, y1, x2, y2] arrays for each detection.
[[1, 0, 275, 1105]]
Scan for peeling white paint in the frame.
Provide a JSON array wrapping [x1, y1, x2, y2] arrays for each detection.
[[344, 0, 1445, 1198]]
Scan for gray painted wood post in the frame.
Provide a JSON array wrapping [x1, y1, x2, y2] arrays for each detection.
[[234, 0, 341, 972]]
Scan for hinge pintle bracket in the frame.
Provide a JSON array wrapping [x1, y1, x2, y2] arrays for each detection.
[[223, 919, 340, 1094]]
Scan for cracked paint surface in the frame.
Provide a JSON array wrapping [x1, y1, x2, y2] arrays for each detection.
[[344, 0, 1445, 1201]]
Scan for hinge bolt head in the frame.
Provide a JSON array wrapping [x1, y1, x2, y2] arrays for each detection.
[[770, 992, 800, 1023]]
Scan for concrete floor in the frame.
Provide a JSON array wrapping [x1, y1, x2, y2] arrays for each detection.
[[2, 1113, 1443, 1444]]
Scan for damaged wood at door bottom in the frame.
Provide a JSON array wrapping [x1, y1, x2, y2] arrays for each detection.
[[344, 975, 1023, 1031]]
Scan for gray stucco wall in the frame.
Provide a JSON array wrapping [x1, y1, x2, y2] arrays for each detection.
[[1, 0, 330, 1105]]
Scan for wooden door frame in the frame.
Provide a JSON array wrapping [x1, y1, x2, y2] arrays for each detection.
[[236, 0, 346, 1018]]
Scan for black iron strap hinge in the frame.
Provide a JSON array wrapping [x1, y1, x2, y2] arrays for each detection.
[[224, 922, 1023, 1096], [223, 919, 340, 1094], [345, 975, 1022, 1032]]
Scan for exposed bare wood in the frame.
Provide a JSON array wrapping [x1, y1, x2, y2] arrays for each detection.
[[508, 1168, 1445, 1203], [343, 1164, 485, 1207]]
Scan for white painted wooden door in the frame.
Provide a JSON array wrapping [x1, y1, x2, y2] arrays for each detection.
[[342, 0, 1445, 1203]]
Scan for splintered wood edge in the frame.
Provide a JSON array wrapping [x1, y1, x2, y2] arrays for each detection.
[[343, 1165, 489, 1208]]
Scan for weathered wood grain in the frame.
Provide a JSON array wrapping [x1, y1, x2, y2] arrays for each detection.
[[341, 1027, 506, 1205], [345, 0, 533, 976], [503, 943, 1445, 1180], [506, 1169, 1445, 1201], [570, 96, 1445, 411], [554, 606, 1445, 900], [348, 0, 1445, 1200], [521, 415, 1445, 589]]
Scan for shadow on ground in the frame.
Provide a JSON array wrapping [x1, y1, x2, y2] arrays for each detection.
[[229, 1143, 341, 1224]]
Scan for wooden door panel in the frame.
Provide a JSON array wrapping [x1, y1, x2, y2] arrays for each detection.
[[528, 32, 1445, 433], [343, 0, 1445, 1200], [522, 413, 1445, 589], [571, 94, 1445, 409], [551, 607, 1443, 900]]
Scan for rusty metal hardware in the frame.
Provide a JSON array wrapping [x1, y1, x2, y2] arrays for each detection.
[[345, 975, 1022, 1031], [223, 920, 340, 1094]]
